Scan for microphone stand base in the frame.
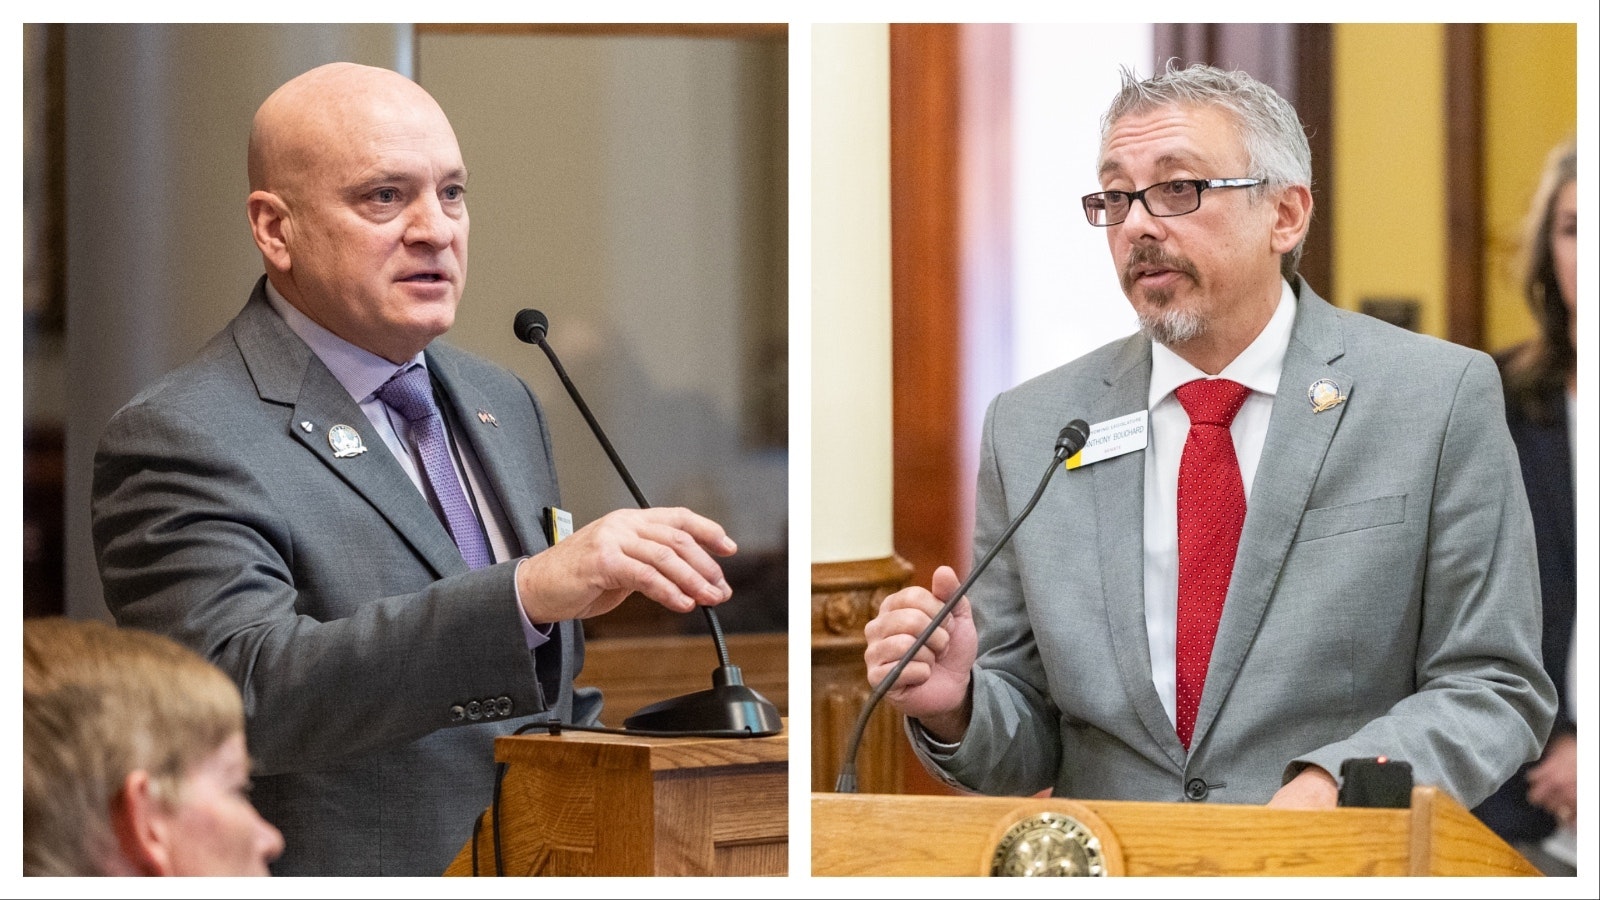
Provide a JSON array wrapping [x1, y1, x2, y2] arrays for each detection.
[[623, 666, 783, 737]]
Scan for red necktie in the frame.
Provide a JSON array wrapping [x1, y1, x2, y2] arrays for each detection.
[[1173, 378, 1251, 750]]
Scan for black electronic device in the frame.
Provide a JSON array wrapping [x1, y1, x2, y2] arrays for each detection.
[[1336, 756, 1414, 808]]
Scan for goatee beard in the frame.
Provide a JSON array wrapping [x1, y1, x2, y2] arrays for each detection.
[[1138, 305, 1206, 345], [1121, 246, 1205, 346]]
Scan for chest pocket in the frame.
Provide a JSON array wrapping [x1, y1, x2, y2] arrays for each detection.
[[1293, 494, 1406, 543]]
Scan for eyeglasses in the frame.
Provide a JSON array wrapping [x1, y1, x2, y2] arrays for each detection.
[[1081, 178, 1264, 227]]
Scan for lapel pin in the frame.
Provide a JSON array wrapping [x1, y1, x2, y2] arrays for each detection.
[[477, 409, 499, 427], [327, 424, 368, 458], [1307, 378, 1346, 413], [299, 421, 315, 433]]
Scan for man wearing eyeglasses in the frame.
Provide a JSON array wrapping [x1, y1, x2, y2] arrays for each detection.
[[864, 63, 1554, 811]]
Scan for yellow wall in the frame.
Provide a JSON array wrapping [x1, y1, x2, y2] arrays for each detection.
[[1332, 23, 1578, 349], [1482, 23, 1578, 353], [1332, 24, 1449, 337]]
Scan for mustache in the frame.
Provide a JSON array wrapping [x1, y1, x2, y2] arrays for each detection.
[[1120, 245, 1200, 293]]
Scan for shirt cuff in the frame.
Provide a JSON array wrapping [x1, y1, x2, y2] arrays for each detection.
[[911, 718, 962, 756], [511, 556, 553, 650]]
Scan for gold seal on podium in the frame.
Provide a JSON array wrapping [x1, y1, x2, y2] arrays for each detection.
[[990, 811, 1107, 876]]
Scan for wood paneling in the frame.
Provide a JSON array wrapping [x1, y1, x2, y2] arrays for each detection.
[[447, 726, 787, 876], [812, 787, 1540, 876]]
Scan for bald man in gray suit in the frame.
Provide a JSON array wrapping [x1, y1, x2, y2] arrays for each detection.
[[864, 64, 1554, 811], [92, 63, 740, 875]]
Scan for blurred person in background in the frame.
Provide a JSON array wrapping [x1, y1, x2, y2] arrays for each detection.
[[1474, 137, 1577, 876], [24, 617, 284, 876]]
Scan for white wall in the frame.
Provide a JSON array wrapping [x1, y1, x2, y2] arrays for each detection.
[[1011, 24, 1153, 385], [809, 24, 894, 565]]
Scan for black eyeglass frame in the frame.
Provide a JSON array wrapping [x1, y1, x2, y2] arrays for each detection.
[[1081, 177, 1265, 227]]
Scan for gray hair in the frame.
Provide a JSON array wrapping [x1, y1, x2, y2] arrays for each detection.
[[1100, 62, 1314, 279]]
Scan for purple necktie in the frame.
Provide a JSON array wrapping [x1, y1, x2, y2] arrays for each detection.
[[376, 366, 493, 569]]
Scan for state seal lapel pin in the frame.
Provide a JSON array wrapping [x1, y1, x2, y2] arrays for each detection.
[[1307, 378, 1346, 413], [327, 424, 368, 458]]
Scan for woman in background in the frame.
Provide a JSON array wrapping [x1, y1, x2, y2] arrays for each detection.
[[24, 617, 285, 876], [1475, 138, 1577, 876]]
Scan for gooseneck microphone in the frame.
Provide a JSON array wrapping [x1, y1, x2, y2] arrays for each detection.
[[513, 309, 648, 509], [513, 308, 782, 738], [834, 419, 1091, 792]]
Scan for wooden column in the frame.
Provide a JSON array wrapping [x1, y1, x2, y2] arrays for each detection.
[[1444, 23, 1485, 349], [811, 556, 913, 794]]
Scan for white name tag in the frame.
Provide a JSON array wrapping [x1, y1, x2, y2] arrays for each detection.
[[1065, 410, 1149, 470], [544, 506, 574, 544]]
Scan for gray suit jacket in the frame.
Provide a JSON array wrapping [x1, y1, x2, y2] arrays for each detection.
[[913, 281, 1556, 808], [93, 279, 602, 875]]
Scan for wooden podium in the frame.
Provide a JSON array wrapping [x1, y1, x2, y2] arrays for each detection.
[[445, 723, 787, 876], [812, 787, 1541, 876]]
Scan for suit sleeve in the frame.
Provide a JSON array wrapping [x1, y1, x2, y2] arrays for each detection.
[[1289, 352, 1558, 805], [906, 393, 1065, 796], [91, 398, 561, 775]]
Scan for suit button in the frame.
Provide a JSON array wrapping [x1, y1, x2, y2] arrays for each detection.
[[449, 705, 466, 723], [1185, 778, 1210, 801], [467, 700, 483, 720], [496, 697, 513, 717]]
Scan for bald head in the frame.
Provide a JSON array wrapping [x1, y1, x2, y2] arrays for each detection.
[[248, 63, 453, 196], [245, 62, 470, 363]]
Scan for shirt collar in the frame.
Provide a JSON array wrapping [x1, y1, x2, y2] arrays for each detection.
[[1149, 278, 1297, 407], [262, 280, 425, 404]]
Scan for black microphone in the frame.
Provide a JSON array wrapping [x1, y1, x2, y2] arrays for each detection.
[[512, 308, 547, 344], [514, 308, 782, 738], [834, 419, 1090, 792]]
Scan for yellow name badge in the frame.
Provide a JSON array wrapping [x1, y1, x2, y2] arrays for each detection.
[[1065, 410, 1149, 470], [544, 507, 574, 545]]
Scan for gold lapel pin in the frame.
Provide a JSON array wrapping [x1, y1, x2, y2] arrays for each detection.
[[1307, 378, 1346, 413]]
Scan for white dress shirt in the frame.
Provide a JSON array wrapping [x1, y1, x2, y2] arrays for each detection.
[[1143, 278, 1297, 726]]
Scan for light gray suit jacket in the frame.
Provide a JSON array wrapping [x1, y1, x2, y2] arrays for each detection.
[[913, 281, 1556, 808], [93, 279, 603, 875]]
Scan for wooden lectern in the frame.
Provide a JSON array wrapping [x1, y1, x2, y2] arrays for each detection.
[[812, 787, 1541, 876], [445, 723, 787, 876]]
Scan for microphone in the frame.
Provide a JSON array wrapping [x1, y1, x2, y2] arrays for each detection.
[[514, 308, 783, 738], [834, 420, 1090, 792], [512, 308, 547, 344]]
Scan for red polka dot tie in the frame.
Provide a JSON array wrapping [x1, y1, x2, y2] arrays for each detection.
[[1173, 378, 1251, 750]]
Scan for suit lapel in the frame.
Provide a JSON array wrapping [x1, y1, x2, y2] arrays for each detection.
[[231, 282, 467, 581], [428, 344, 571, 698], [426, 346, 552, 559], [1191, 283, 1352, 748], [1088, 337, 1188, 767]]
